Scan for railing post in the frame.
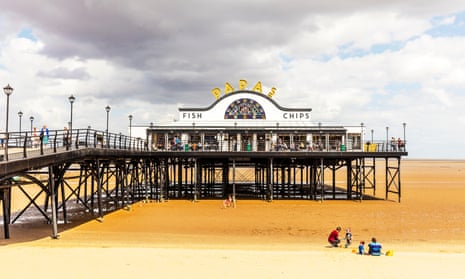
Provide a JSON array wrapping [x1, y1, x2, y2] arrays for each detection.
[[23, 132, 28, 158], [75, 130, 79, 149], [53, 131, 57, 153], [40, 135, 44, 155]]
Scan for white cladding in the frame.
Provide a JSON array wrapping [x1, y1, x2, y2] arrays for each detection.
[[178, 92, 311, 126]]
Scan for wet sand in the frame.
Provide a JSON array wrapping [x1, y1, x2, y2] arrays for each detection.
[[1, 159, 465, 278]]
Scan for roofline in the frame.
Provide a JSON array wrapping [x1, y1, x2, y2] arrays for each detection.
[[179, 90, 312, 112]]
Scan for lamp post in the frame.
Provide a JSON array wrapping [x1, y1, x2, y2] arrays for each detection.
[[18, 111, 23, 136], [386, 126, 389, 152], [3, 84, 13, 161], [128, 114, 133, 138], [403, 122, 407, 151], [371, 129, 374, 144], [30, 116, 34, 132], [105, 105, 111, 148], [29, 116, 34, 148], [68, 94, 75, 147], [360, 122, 364, 150]]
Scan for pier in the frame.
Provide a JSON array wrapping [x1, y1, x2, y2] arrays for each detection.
[[0, 127, 407, 239]]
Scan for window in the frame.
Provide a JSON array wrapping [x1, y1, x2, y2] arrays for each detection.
[[224, 98, 266, 119]]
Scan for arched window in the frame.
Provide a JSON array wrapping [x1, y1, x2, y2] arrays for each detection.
[[224, 98, 266, 119]]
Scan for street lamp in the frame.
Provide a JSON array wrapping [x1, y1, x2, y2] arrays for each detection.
[[105, 105, 111, 148], [386, 126, 389, 152], [360, 122, 364, 150], [371, 129, 374, 144], [30, 116, 34, 132], [403, 122, 407, 151], [18, 111, 23, 136], [3, 84, 13, 161], [128, 114, 133, 138], [68, 94, 75, 147]]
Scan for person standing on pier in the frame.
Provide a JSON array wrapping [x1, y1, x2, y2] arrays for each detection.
[[40, 125, 49, 145], [0, 129, 4, 148]]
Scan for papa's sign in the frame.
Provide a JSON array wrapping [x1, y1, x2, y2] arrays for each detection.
[[211, 80, 277, 100]]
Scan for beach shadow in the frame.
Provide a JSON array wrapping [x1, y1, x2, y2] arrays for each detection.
[[0, 209, 107, 246]]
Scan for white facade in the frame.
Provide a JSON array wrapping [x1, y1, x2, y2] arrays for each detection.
[[143, 89, 363, 152]]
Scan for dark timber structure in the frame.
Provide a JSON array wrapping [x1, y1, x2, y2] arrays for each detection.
[[0, 128, 407, 239]]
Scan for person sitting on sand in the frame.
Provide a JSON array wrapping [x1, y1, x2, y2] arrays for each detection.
[[328, 226, 341, 247], [358, 241, 365, 255], [368, 237, 382, 256]]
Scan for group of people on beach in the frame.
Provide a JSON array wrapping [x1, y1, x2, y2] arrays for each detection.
[[328, 226, 382, 256]]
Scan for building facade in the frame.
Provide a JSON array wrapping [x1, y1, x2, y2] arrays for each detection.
[[144, 86, 364, 152]]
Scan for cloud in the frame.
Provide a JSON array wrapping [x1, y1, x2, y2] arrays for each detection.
[[1, 1, 465, 158], [37, 67, 91, 80]]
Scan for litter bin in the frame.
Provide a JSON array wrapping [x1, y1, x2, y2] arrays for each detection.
[[340, 144, 346, 152]]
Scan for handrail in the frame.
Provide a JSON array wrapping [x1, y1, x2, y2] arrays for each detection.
[[1, 128, 148, 161], [0, 128, 407, 162]]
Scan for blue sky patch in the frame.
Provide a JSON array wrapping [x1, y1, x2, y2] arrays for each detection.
[[428, 11, 465, 37], [279, 52, 294, 70], [17, 28, 37, 42], [384, 81, 421, 92]]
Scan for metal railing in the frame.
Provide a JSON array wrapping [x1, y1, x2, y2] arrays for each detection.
[[0, 129, 407, 161], [150, 138, 407, 153], [1, 128, 148, 161]]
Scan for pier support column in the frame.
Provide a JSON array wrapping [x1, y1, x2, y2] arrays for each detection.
[[268, 158, 273, 201], [48, 166, 59, 239], [232, 159, 236, 202], [1, 187, 11, 239], [96, 159, 103, 220]]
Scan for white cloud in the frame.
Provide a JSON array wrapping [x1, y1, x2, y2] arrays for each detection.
[[1, 1, 465, 158]]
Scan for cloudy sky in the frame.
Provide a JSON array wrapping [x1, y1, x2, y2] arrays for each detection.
[[1, 1, 465, 159]]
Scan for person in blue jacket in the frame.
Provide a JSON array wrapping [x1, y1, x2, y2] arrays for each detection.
[[368, 237, 382, 256]]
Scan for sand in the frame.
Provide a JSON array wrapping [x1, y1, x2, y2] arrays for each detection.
[[1, 159, 465, 278]]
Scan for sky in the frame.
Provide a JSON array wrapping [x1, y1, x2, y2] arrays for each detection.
[[1, 1, 465, 159]]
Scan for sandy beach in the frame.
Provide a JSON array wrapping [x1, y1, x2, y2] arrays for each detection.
[[1, 159, 465, 278]]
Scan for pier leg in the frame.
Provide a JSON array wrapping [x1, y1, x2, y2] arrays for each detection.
[[1, 187, 11, 239], [49, 166, 59, 239]]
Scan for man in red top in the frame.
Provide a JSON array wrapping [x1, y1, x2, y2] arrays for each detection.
[[328, 226, 341, 247]]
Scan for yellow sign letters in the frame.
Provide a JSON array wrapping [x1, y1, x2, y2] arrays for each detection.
[[225, 82, 234, 94], [212, 80, 276, 99], [239, 79, 248, 90], [253, 81, 262, 93], [211, 87, 221, 100]]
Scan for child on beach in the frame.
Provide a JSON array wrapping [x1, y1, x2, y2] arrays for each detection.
[[223, 195, 233, 208], [358, 241, 365, 255], [344, 228, 353, 248]]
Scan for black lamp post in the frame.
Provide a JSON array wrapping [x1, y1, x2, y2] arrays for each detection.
[[403, 122, 407, 151], [68, 94, 75, 146], [18, 111, 23, 136], [360, 122, 364, 149], [3, 84, 13, 161], [386, 126, 389, 151], [30, 116, 34, 132], [371, 129, 374, 144], [105, 105, 111, 148], [128, 114, 133, 138]]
